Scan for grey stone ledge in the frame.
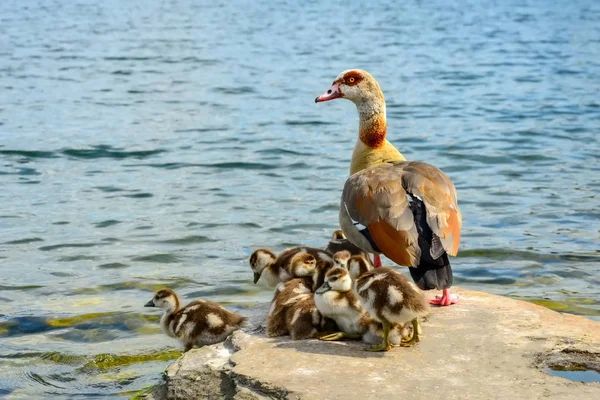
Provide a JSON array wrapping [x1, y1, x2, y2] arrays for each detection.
[[145, 289, 600, 400]]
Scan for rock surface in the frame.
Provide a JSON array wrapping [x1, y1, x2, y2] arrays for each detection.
[[150, 288, 600, 400]]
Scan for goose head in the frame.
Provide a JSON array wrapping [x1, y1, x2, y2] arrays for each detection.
[[315, 69, 384, 111], [249, 249, 277, 284], [145, 288, 181, 313], [316, 267, 352, 294]]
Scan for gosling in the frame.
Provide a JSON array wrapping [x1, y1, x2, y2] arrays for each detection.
[[349, 255, 430, 351], [249, 247, 334, 291], [145, 288, 246, 352], [326, 230, 372, 267], [315, 267, 409, 346], [267, 278, 325, 340]]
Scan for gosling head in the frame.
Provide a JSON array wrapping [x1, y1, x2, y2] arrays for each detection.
[[316, 267, 352, 294], [289, 252, 317, 277], [331, 230, 346, 240], [249, 249, 277, 284], [348, 255, 373, 280], [315, 69, 384, 107], [145, 288, 181, 313], [333, 250, 352, 269]]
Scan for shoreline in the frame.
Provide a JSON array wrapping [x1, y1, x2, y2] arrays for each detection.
[[141, 287, 600, 399]]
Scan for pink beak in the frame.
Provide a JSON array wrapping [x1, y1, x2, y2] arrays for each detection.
[[315, 83, 342, 103]]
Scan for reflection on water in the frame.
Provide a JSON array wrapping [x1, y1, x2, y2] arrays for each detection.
[[1, 0, 599, 397]]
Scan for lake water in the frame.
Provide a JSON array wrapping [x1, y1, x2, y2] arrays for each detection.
[[1, 0, 599, 397]]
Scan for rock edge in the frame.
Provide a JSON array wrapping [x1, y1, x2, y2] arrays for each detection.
[[143, 288, 600, 400]]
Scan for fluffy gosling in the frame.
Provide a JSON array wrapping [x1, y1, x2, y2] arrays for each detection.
[[145, 288, 246, 352], [349, 256, 430, 351]]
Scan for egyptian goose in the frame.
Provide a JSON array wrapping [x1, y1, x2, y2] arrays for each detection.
[[347, 255, 430, 351], [315, 69, 462, 306], [145, 288, 246, 352]]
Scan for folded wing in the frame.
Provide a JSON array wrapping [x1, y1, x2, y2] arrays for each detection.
[[340, 161, 462, 267]]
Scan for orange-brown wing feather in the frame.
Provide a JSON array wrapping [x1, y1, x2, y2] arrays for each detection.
[[367, 220, 416, 266], [341, 161, 462, 262], [400, 162, 462, 256]]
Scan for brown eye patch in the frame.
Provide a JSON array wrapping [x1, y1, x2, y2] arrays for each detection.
[[343, 71, 363, 86], [156, 289, 172, 299]]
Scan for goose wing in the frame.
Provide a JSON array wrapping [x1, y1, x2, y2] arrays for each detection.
[[340, 161, 461, 267]]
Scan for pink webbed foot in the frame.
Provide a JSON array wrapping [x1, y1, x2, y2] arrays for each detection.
[[430, 288, 460, 306], [373, 254, 382, 268]]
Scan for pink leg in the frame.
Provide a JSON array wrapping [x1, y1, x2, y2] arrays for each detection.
[[430, 288, 460, 306], [373, 254, 382, 268]]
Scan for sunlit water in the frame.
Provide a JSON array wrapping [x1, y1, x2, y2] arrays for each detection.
[[1, 0, 599, 397]]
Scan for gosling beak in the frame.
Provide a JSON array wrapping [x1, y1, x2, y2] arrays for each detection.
[[253, 272, 261, 284], [316, 282, 332, 294], [315, 83, 342, 103], [144, 300, 155, 307]]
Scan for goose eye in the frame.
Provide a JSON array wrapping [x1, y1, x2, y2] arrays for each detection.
[[348, 77, 355, 83]]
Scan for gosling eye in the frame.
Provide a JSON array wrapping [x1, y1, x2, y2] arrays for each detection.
[[330, 277, 338, 282]]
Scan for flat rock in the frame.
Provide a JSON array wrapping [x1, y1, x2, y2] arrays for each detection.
[[156, 288, 600, 400]]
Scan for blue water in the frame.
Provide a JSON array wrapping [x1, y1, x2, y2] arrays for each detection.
[[545, 368, 600, 383], [1, 0, 599, 397]]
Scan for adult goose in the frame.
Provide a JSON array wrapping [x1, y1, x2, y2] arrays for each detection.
[[315, 69, 462, 306]]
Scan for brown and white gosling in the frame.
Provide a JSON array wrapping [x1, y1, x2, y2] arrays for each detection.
[[332, 250, 352, 269], [267, 278, 326, 340], [249, 248, 317, 286], [348, 255, 430, 351], [315, 267, 363, 339], [249, 247, 334, 291], [145, 288, 246, 352], [326, 230, 373, 268], [331, 229, 346, 240], [315, 266, 408, 346]]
